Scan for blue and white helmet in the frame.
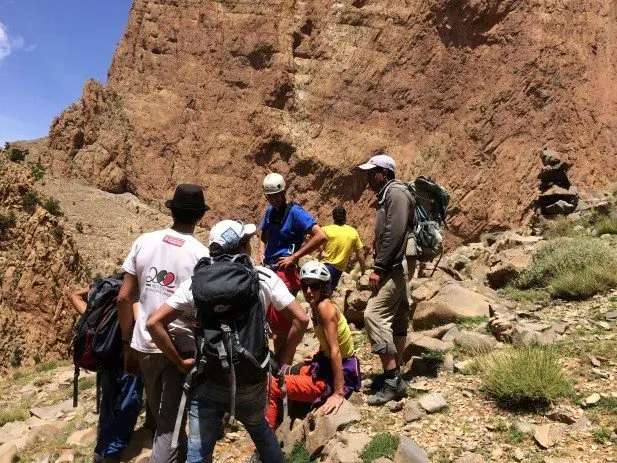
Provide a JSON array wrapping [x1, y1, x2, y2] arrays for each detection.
[[300, 260, 331, 283]]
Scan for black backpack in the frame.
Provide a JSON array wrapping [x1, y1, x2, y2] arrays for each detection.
[[171, 254, 276, 448], [192, 255, 272, 407], [72, 274, 125, 407]]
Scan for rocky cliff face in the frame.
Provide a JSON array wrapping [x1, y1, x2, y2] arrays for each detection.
[[0, 159, 88, 369], [48, 0, 617, 241]]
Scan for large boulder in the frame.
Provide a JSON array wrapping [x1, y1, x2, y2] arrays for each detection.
[[344, 290, 371, 328], [304, 400, 361, 458], [322, 432, 371, 463], [402, 333, 453, 362], [394, 435, 429, 463], [453, 331, 497, 352], [486, 247, 532, 289], [412, 284, 491, 330]]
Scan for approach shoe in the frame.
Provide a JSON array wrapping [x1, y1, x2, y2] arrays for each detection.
[[366, 377, 408, 406]]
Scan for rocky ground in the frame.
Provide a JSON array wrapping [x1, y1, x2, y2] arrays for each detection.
[[0, 145, 615, 462], [0, 269, 615, 462]]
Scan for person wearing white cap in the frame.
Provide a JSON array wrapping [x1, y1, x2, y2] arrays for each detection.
[[357, 151, 416, 405], [259, 172, 327, 359], [146, 220, 309, 463]]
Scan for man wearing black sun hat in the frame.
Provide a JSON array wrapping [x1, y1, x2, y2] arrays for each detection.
[[117, 184, 209, 463]]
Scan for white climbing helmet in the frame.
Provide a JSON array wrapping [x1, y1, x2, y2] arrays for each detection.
[[300, 260, 331, 283], [263, 173, 286, 195]]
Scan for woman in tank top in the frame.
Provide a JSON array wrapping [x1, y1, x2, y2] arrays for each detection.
[[265, 261, 361, 430]]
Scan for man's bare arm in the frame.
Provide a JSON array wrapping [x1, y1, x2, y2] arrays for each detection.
[[117, 273, 138, 343], [117, 274, 139, 375], [258, 231, 267, 265], [277, 224, 327, 268], [276, 300, 309, 365], [357, 249, 367, 275], [69, 287, 89, 315], [146, 304, 193, 373]]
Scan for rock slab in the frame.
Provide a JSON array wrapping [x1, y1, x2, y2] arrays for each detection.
[[394, 435, 429, 463], [417, 393, 448, 413]]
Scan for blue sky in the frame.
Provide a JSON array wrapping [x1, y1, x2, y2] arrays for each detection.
[[0, 0, 132, 145]]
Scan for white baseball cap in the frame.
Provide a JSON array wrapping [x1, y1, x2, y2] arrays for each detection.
[[209, 220, 257, 249], [357, 154, 396, 172]]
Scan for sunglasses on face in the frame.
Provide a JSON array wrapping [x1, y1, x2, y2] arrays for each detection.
[[301, 281, 323, 291]]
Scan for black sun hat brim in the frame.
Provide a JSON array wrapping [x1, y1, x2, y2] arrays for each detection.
[[165, 199, 210, 212]]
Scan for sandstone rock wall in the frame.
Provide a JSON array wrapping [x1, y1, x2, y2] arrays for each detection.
[[0, 161, 88, 369], [48, 0, 617, 242]]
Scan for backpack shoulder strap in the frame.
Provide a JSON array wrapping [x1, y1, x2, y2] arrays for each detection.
[[282, 202, 297, 225]]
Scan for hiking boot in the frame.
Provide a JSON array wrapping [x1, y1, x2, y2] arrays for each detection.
[[366, 377, 407, 406], [368, 373, 384, 393]]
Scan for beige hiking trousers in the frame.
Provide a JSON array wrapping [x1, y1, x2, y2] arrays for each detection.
[[364, 267, 410, 355]]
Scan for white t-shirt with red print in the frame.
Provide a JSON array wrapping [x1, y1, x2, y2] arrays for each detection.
[[122, 228, 209, 354]]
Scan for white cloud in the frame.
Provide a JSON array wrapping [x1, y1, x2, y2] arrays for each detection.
[[0, 22, 24, 63], [25, 44, 36, 52]]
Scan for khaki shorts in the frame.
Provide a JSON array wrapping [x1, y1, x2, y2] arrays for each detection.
[[364, 267, 410, 355]]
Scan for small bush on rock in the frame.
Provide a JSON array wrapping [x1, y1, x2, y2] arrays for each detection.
[[514, 237, 617, 300], [35, 361, 58, 372], [0, 212, 16, 232], [360, 433, 400, 463], [52, 226, 64, 242], [21, 191, 39, 214], [595, 217, 617, 236], [9, 147, 27, 163], [0, 406, 29, 426], [498, 286, 550, 302], [476, 346, 572, 408], [544, 217, 581, 239], [30, 160, 46, 180], [43, 197, 61, 216], [287, 443, 313, 463], [592, 426, 612, 443]]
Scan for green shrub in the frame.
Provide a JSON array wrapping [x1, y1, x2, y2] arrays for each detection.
[[43, 197, 61, 216], [9, 147, 27, 163], [514, 237, 617, 300], [592, 426, 612, 443], [3, 142, 9, 151], [30, 160, 45, 181], [77, 376, 96, 392], [550, 268, 616, 300], [457, 316, 489, 331], [544, 217, 581, 239], [10, 347, 23, 367], [507, 428, 526, 444], [476, 346, 572, 408], [287, 443, 313, 463], [360, 433, 400, 463], [0, 212, 16, 232], [52, 226, 64, 242], [498, 286, 550, 302], [33, 378, 51, 387], [21, 191, 39, 214], [595, 217, 617, 236], [0, 406, 29, 426], [35, 361, 58, 372]]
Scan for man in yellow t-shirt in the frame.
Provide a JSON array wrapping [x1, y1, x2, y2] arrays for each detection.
[[320, 205, 366, 289]]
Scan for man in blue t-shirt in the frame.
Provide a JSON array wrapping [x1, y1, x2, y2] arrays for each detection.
[[259, 172, 326, 360]]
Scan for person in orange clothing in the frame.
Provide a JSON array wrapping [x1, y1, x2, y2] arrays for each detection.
[[266, 261, 361, 429]]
